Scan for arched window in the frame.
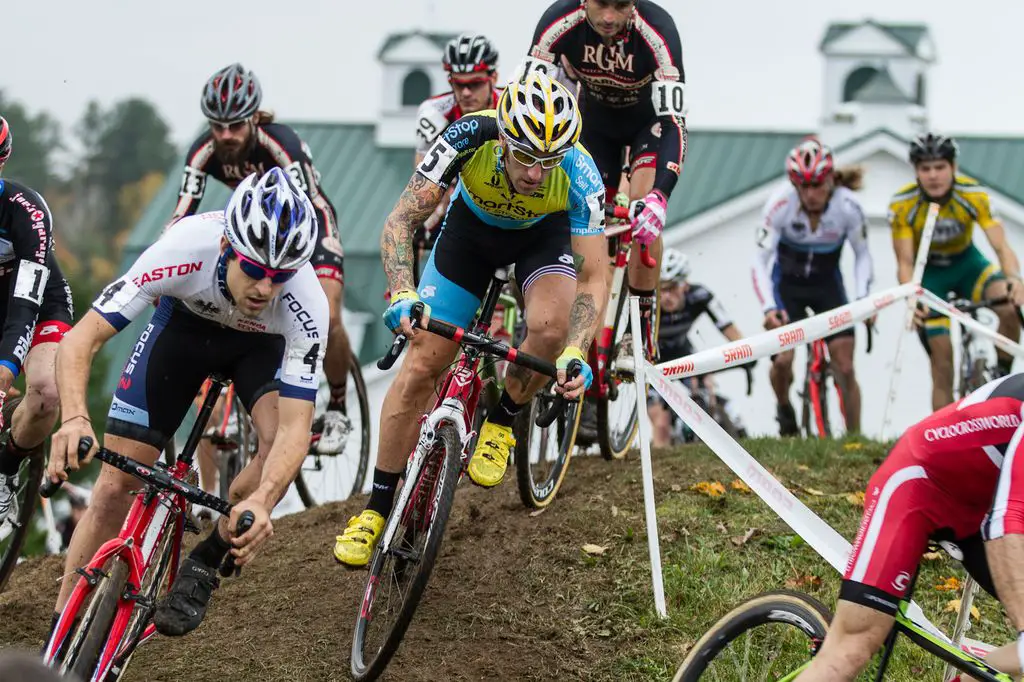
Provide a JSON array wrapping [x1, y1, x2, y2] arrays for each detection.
[[843, 66, 878, 102], [401, 69, 431, 106]]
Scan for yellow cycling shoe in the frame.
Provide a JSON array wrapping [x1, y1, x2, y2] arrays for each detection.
[[334, 510, 385, 568], [468, 421, 516, 488]]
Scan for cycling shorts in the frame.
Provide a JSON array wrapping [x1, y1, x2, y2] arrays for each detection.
[[107, 298, 284, 450], [775, 274, 854, 341], [0, 257, 74, 348], [418, 195, 576, 328], [580, 108, 661, 191], [920, 244, 1003, 339], [841, 438, 1005, 615]]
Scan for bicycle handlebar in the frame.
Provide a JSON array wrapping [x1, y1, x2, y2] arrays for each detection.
[[603, 203, 657, 269], [923, 295, 1012, 320], [378, 303, 581, 428]]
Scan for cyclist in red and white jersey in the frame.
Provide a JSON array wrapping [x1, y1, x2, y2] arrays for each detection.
[[799, 372, 1024, 679], [171, 63, 352, 454], [412, 34, 502, 250], [752, 139, 874, 435]]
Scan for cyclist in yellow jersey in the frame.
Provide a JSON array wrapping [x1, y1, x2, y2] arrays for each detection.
[[889, 133, 1024, 410], [333, 71, 609, 567]]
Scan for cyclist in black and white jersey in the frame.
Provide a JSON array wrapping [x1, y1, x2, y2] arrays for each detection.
[[0, 117, 75, 524], [48, 168, 328, 639], [171, 63, 352, 454], [650, 249, 746, 446], [752, 139, 874, 435], [412, 35, 502, 258], [526, 0, 689, 364]]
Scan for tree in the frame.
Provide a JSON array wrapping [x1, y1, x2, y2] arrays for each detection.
[[0, 91, 63, 190]]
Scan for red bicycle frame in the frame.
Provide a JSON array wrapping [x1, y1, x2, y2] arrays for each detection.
[[807, 339, 846, 439]]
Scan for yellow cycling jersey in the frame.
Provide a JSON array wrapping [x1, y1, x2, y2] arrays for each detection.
[[887, 175, 1000, 257]]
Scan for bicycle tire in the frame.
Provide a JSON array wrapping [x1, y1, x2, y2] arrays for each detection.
[[673, 590, 832, 681], [0, 397, 40, 593], [295, 351, 372, 506], [217, 394, 252, 502], [64, 557, 130, 681], [351, 423, 462, 681], [598, 277, 639, 460], [514, 386, 583, 509]]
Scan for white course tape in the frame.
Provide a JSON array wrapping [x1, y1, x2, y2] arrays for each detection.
[[646, 360, 961, 648], [630, 297, 668, 619], [919, 290, 1024, 360], [656, 284, 917, 378]]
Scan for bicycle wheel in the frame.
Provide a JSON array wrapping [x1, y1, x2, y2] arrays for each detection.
[[351, 423, 462, 681], [673, 590, 832, 681], [514, 385, 583, 508], [0, 397, 41, 593], [217, 394, 253, 502], [60, 557, 130, 680], [598, 277, 639, 460], [295, 351, 372, 506]]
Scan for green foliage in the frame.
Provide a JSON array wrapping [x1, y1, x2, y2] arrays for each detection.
[[0, 90, 63, 191]]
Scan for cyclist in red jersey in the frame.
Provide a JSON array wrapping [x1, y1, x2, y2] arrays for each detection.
[[413, 35, 502, 250], [798, 373, 1024, 679]]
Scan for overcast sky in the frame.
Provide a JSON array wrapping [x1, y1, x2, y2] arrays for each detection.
[[7, 0, 1024, 150]]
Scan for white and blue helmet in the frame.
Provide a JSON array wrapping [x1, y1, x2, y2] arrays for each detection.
[[224, 168, 317, 270]]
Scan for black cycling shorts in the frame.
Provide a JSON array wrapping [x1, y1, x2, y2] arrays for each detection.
[[417, 195, 576, 327], [311, 208, 345, 284], [106, 298, 284, 450], [580, 107, 661, 190], [777, 276, 854, 341]]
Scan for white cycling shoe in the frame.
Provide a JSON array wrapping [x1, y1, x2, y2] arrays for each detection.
[[0, 473, 19, 525], [316, 410, 353, 454]]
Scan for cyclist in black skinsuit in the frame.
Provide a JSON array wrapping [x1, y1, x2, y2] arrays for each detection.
[[526, 0, 688, 362], [0, 116, 75, 522], [170, 63, 353, 454]]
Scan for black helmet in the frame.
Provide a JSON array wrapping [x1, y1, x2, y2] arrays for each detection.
[[443, 34, 498, 74], [909, 132, 958, 165], [201, 63, 263, 123]]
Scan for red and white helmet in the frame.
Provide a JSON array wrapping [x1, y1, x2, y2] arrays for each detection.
[[786, 139, 834, 186], [0, 117, 10, 165]]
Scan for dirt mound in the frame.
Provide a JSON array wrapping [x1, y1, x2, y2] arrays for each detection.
[[0, 454, 696, 681]]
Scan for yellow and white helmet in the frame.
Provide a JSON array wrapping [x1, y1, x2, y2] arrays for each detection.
[[497, 70, 581, 157]]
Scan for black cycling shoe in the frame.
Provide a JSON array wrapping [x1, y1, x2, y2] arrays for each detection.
[[153, 557, 221, 636], [576, 399, 599, 446], [777, 404, 799, 437]]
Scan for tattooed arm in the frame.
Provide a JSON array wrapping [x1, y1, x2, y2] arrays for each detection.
[[567, 232, 611, 350], [380, 172, 446, 292]]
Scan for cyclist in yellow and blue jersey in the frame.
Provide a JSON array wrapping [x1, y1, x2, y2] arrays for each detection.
[[889, 132, 1024, 410], [334, 70, 609, 567]]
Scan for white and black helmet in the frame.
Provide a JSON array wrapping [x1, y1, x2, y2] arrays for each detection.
[[224, 168, 317, 270], [443, 34, 499, 74], [201, 63, 263, 123], [661, 248, 691, 283]]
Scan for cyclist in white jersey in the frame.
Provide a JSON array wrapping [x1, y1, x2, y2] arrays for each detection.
[[752, 139, 874, 435], [46, 168, 328, 639]]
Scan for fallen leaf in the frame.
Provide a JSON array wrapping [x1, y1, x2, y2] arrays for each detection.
[[691, 481, 726, 497], [670, 484, 682, 492], [582, 544, 608, 556], [944, 599, 980, 620], [803, 487, 825, 496], [935, 576, 962, 592], [730, 528, 759, 546], [596, 629, 612, 638], [529, 507, 548, 518], [610, 505, 619, 517], [845, 491, 865, 505], [844, 442, 863, 451], [922, 551, 942, 561], [730, 479, 751, 493], [785, 574, 823, 589], [797, 465, 810, 472]]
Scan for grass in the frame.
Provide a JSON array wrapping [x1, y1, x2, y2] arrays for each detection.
[[596, 437, 1017, 681]]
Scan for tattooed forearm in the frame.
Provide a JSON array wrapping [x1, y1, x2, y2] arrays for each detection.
[[567, 293, 598, 349], [380, 173, 445, 290]]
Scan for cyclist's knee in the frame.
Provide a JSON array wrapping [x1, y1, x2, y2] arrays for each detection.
[[524, 318, 568, 359], [772, 351, 795, 372], [21, 375, 60, 420], [818, 601, 893, 667], [398, 338, 456, 391]]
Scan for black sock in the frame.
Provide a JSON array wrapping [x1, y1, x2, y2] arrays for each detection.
[[998, 356, 1014, 375], [189, 527, 232, 568], [630, 287, 657, 346], [488, 390, 525, 428], [0, 434, 31, 476], [327, 383, 347, 413], [366, 468, 402, 517]]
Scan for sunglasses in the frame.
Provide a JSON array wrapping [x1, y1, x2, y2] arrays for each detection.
[[509, 147, 566, 170], [449, 75, 491, 90], [209, 119, 249, 134], [229, 247, 298, 283]]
